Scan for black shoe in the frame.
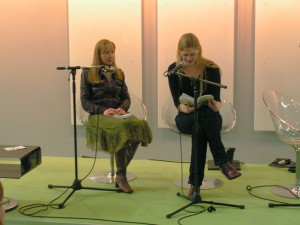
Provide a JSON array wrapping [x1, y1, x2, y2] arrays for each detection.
[[288, 162, 296, 173]]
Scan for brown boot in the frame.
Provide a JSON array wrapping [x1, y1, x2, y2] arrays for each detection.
[[115, 148, 134, 193], [188, 185, 196, 201], [219, 162, 242, 180], [188, 185, 201, 202], [125, 142, 139, 167], [115, 174, 133, 193]]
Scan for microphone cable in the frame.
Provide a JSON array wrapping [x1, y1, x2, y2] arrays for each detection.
[[246, 184, 300, 207], [18, 75, 158, 225]]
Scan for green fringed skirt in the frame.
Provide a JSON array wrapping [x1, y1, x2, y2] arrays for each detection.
[[86, 114, 152, 154]]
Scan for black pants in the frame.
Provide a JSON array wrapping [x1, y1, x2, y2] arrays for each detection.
[[175, 107, 228, 186]]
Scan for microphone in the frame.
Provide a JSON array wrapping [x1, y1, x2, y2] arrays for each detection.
[[81, 65, 105, 69], [56, 65, 116, 72], [167, 61, 187, 76], [102, 66, 116, 73]]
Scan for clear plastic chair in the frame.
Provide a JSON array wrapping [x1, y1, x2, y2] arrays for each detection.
[[162, 95, 237, 190], [263, 90, 300, 198], [77, 91, 147, 183]]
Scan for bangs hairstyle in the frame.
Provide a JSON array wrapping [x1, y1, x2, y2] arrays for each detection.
[[88, 39, 123, 83]]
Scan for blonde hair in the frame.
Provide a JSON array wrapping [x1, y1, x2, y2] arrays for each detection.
[[176, 33, 219, 76], [88, 39, 123, 83]]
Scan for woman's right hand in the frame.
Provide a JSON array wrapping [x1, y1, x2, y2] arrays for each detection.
[[103, 108, 117, 116], [178, 103, 194, 113]]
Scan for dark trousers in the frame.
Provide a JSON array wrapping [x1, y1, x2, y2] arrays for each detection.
[[175, 107, 228, 186]]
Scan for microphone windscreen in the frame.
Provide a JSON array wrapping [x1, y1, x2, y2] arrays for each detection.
[[180, 61, 187, 67]]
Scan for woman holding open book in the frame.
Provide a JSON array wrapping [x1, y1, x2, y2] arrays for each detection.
[[80, 39, 152, 193], [167, 33, 241, 201]]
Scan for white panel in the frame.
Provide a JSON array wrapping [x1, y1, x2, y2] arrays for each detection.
[[68, 0, 142, 124], [157, 0, 234, 127], [254, 0, 300, 131]]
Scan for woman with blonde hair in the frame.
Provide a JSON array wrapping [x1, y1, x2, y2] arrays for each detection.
[[80, 39, 152, 193], [167, 33, 241, 201]]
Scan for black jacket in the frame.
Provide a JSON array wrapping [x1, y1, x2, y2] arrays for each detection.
[[80, 69, 130, 115]]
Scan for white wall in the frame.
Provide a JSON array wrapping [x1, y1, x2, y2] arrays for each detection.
[[254, 0, 300, 131], [68, 0, 143, 125], [0, 0, 294, 163]]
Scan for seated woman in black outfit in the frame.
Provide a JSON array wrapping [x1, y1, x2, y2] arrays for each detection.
[[167, 33, 241, 200]]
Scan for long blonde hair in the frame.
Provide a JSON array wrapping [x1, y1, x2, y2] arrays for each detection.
[[88, 39, 123, 83], [176, 33, 219, 76]]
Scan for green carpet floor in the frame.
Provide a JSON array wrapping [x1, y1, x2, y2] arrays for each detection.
[[2, 156, 300, 225]]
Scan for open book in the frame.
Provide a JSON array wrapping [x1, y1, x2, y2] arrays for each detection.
[[179, 93, 214, 106], [113, 113, 133, 119]]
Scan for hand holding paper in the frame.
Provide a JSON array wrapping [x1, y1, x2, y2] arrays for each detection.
[[179, 93, 214, 106]]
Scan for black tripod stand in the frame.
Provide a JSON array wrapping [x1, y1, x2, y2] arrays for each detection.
[[166, 73, 245, 218], [48, 66, 120, 209]]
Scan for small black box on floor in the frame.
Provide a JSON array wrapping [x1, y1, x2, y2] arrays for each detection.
[[207, 147, 241, 170], [0, 145, 41, 178]]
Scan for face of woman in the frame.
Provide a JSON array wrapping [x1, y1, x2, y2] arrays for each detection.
[[180, 47, 199, 65], [100, 46, 115, 66]]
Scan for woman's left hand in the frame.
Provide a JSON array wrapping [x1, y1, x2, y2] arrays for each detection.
[[103, 108, 126, 116], [207, 100, 221, 112], [115, 108, 127, 115]]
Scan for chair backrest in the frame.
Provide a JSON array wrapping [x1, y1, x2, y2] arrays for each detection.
[[162, 95, 237, 135], [127, 91, 147, 121], [262, 90, 300, 145], [77, 91, 147, 125]]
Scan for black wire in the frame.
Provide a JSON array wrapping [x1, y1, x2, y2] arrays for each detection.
[[17, 114, 155, 224], [18, 78, 121, 222], [246, 184, 298, 204], [18, 205, 158, 225], [177, 205, 207, 225], [79, 114, 100, 181], [178, 132, 187, 197], [148, 159, 189, 163]]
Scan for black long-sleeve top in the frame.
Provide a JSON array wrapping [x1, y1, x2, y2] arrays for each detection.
[[167, 62, 221, 109]]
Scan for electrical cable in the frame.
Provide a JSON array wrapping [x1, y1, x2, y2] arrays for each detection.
[[246, 184, 298, 204], [17, 75, 155, 224]]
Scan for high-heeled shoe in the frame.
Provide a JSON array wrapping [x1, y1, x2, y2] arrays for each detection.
[[115, 174, 133, 193], [219, 162, 242, 180]]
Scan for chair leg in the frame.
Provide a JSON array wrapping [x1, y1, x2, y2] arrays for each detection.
[[89, 153, 136, 183], [271, 149, 300, 198]]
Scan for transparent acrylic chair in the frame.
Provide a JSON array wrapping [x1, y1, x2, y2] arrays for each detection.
[[162, 95, 237, 189], [77, 91, 147, 183], [263, 90, 300, 198]]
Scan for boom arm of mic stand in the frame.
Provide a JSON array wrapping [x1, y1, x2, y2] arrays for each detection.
[[175, 72, 227, 89], [57, 66, 106, 70]]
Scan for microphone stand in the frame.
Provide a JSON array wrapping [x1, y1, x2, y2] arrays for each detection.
[[166, 72, 244, 218], [48, 66, 120, 209]]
